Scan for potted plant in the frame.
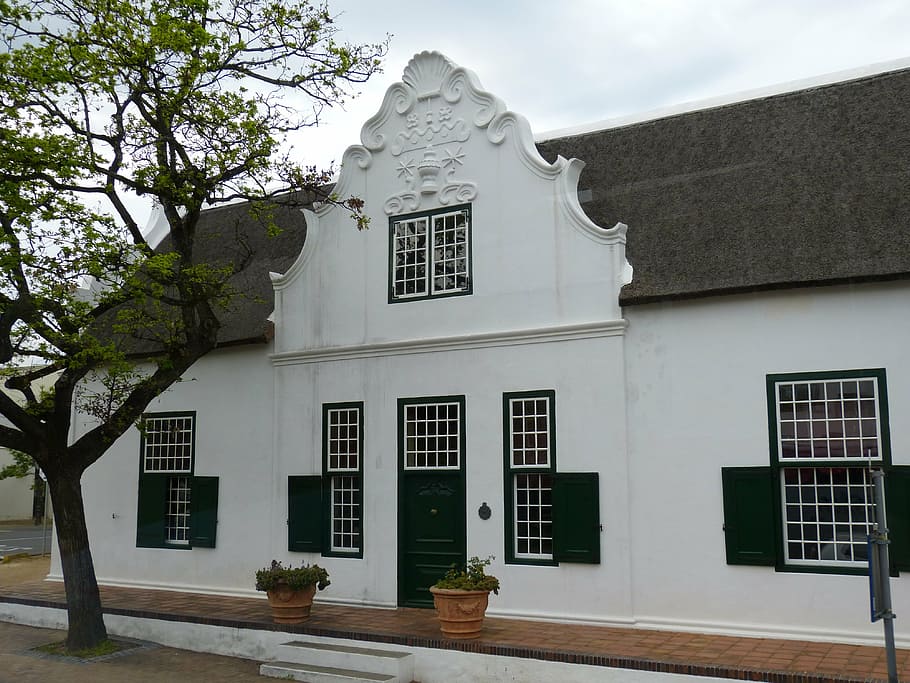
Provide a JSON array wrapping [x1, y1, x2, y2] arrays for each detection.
[[429, 556, 500, 639], [255, 560, 330, 624]]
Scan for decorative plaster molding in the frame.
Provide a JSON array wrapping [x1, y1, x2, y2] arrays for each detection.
[[390, 111, 471, 157], [487, 111, 564, 179], [280, 51, 629, 290], [383, 192, 420, 215], [270, 208, 321, 290], [558, 159, 628, 246], [271, 319, 628, 366], [360, 82, 412, 152]]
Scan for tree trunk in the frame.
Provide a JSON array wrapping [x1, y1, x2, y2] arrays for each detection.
[[47, 469, 108, 650]]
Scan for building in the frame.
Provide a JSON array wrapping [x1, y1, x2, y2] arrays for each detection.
[[64, 52, 910, 647], [0, 370, 57, 522]]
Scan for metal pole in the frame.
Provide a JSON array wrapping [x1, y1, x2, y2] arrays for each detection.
[[871, 469, 898, 683], [41, 478, 49, 556]]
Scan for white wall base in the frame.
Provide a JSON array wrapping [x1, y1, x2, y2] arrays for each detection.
[[0, 605, 744, 683]]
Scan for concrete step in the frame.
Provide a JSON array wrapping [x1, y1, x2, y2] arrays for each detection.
[[274, 640, 414, 680], [260, 661, 397, 683]]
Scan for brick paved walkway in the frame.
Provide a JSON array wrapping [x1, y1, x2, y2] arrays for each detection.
[[0, 579, 906, 682]]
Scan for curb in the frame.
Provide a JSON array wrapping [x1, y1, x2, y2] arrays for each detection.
[[1, 553, 34, 564]]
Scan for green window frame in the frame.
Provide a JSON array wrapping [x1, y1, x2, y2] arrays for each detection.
[[503, 391, 600, 566], [388, 204, 472, 303], [136, 412, 218, 549], [288, 402, 365, 558], [722, 369, 910, 574]]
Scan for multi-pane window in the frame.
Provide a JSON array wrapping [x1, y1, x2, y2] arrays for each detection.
[[166, 477, 192, 544], [142, 414, 194, 473], [403, 401, 461, 470], [772, 372, 884, 568], [324, 404, 363, 555], [725, 369, 909, 573], [505, 391, 556, 562], [136, 412, 218, 550], [390, 205, 471, 301], [142, 414, 195, 545]]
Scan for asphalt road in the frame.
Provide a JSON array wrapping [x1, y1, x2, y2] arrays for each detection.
[[0, 524, 53, 559]]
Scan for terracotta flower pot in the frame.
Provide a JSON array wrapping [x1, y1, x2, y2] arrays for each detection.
[[429, 586, 490, 639], [266, 583, 317, 624]]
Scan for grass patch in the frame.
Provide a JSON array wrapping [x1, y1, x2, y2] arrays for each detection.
[[35, 638, 137, 659]]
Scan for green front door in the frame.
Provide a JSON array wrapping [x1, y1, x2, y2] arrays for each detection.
[[397, 397, 466, 608]]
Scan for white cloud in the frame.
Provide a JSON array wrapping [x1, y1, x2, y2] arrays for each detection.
[[284, 0, 909, 171]]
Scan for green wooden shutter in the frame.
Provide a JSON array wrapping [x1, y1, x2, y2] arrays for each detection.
[[721, 467, 776, 566], [552, 472, 600, 564], [885, 466, 910, 572], [136, 474, 168, 548], [288, 475, 323, 553], [189, 476, 219, 548]]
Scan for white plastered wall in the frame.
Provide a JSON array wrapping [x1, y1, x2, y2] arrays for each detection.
[[623, 281, 910, 646], [271, 333, 632, 622], [61, 345, 276, 594]]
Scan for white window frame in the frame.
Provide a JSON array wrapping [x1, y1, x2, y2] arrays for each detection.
[[324, 403, 363, 556], [390, 205, 471, 301], [505, 391, 556, 563], [771, 372, 885, 569], [402, 400, 462, 471]]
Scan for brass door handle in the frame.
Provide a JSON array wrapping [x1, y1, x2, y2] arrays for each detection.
[[430, 508, 438, 516]]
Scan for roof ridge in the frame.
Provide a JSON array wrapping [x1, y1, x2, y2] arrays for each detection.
[[536, 56, 910, 142]]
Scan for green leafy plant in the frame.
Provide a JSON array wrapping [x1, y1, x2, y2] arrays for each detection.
[[255, 560, 330, 592], [433, 556, 500, 594]]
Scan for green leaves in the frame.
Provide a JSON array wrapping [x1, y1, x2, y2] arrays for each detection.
[[0, 448, 34, 481], [0, 0, 385, 458]]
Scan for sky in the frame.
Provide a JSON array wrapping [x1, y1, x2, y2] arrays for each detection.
[[284, 0, 910, 173]]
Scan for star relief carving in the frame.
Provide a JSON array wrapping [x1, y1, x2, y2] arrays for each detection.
[[442, 146, 465, 169], [396, 158, 416, 179]]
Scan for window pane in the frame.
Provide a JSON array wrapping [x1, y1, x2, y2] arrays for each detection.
[[143, 416, 194, 473], [431, 210, 469, 294], [392, 218, 428, 298], [165, 476, 191, 544], [509, 397, 551, 468], [514, 473, 553, 559], [780, 466, 872, 565], [330, 475, 361, 552], [775, 377, 881, 463], [403, 402, 460, 470], [327, 407, 361, 472]]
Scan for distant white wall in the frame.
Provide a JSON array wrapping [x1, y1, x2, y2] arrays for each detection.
[[0, 369, 59, 521], [0, 450, 34, 521]]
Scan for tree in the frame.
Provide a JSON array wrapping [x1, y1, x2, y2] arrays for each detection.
[[0, 0, 386, 650]]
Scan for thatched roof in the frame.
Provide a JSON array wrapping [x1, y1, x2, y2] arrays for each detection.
[[538, 66, 910, 305], [110, 198, 308, 353], [187, 199, 308, 345], [195, 64, 910, 347]]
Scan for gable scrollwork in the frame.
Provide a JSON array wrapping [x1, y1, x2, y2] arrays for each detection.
[[376, 52, 485, 215]]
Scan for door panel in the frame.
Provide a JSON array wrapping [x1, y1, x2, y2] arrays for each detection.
[[399, 471, 465, 607]]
